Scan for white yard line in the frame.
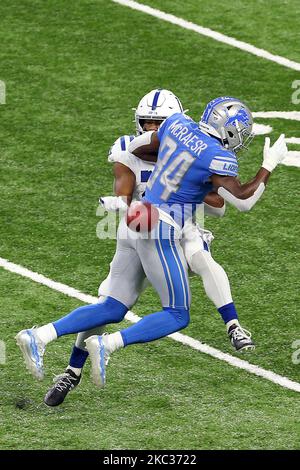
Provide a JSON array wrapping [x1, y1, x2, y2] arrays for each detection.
[[112, 0, 300, 72], [253, 111, 300, 121], [285, 138, 300, 144], [1, 256, 299, 393]]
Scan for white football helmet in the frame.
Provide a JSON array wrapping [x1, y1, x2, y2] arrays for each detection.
[[134, 89, 183, 134]]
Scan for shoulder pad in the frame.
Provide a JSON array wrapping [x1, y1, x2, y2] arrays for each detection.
[[107, 135, 135, 163]]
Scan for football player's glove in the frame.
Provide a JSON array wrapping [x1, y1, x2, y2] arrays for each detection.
[[99, 196, 128, 212], [262, 133, 288, 172]]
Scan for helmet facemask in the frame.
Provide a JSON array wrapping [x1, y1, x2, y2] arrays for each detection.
[[223, 119, 255, 153], [135, 116, 165, 134]]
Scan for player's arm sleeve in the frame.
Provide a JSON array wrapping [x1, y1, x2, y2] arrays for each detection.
[[211, 166, 270, 212], [204, 202, 226, 217], [208, 151, 265, 212], [217, 183, 265, 212], [203, 191, 226, 217]]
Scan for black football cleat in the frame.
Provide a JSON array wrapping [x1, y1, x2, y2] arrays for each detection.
[[44, 369, 81, 407], [228, 324, 255, 352]]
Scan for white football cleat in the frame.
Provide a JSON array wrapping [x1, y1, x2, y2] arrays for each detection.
[[85, 335, 109, 388], [15, 328, 45, 380]]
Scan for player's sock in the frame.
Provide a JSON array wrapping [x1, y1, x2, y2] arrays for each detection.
[[67, 366, 82, 377], [218, 302, 239, 326], [52, 296, 128, 338], [36, 323, 57, 345], [120, 307, 189, 346], [68, 345, 89, 373], [225, 318, 240, 333]]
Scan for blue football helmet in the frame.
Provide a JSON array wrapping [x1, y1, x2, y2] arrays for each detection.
[[199, 96, 254, 152]]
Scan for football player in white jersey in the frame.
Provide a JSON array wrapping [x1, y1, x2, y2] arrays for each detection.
[[40, 89, 253, 406]]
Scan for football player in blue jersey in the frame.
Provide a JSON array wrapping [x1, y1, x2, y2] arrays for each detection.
[[16, 96, 287, 390], [41, 90, 238, 406]]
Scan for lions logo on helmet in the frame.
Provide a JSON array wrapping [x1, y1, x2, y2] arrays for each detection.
[[199, 96, 254, 152], [134, 89, 184, 135]]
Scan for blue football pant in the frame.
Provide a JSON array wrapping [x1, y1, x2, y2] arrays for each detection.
[[106, 218, 190, 311], [54, 218, 191, 345]]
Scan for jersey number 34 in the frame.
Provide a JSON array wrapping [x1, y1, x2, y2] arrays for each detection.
[[147, 136, 195, 201]]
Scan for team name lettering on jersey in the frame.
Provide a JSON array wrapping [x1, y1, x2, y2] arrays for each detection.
[[209, 157, 238, 176], [224, 163, 238, 172]]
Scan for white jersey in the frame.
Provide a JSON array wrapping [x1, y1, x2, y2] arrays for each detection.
[[108, 134, 155, 201]]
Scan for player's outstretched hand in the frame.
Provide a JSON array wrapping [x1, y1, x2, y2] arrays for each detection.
[[99, 196, 128, 212], [262, 133, 288, 172]]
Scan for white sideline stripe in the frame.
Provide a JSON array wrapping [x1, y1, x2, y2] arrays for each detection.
[[281, 151, 300, 167], [253, 111, 300, 121], [253, 123, 273, 136], [112, 0, 300, 72], [285, 138, 300, 144], [1, 256, 300, 393]]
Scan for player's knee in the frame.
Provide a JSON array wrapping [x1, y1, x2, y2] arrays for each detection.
[[167, 307, 190, 330], [99, 296, 128, 322]]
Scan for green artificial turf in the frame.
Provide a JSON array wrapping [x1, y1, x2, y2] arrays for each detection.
[[0, 0, 299, 450]]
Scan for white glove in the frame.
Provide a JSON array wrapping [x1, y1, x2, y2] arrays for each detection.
[[99, 196, 128, 212], [262, 133, 288, 172]]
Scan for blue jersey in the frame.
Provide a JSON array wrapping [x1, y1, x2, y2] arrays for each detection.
[[144, 113, 238, 224]]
